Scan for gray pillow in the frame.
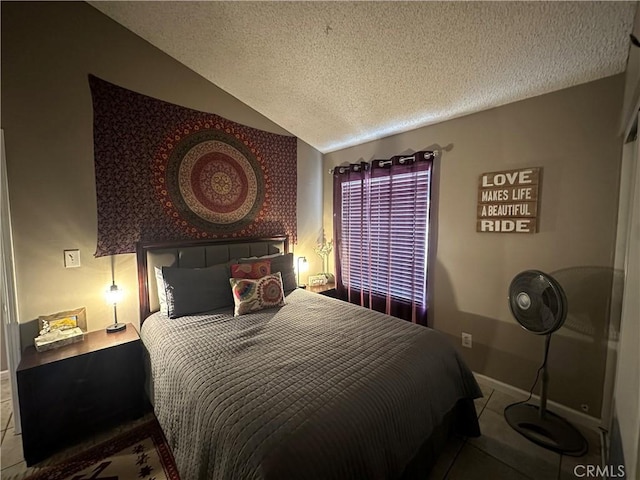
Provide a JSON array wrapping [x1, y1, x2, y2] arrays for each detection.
[[235, 253, 297, 292], [272, 253, 299, 292], [161, 263, 233, 318]]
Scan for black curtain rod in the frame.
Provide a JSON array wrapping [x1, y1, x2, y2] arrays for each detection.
[[328, 150, 439, 174]]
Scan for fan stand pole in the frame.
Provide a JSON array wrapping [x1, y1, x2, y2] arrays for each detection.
[[538, 334, 551, 420], [504, 332, 588, 456]]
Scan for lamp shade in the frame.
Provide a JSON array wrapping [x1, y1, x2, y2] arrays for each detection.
[[105, 283, 123, 305], [296, 257, 308, 287], [297, 257, 308, 272]]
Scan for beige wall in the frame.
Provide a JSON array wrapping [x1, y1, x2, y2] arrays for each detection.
[[324, 75, 625, 415], [0, 2, 323, 342]]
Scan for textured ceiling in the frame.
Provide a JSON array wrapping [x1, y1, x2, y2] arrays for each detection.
[[89, 1, 636, 153]]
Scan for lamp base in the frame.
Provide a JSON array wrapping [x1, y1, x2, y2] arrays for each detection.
[[106, 323, 126, 333]]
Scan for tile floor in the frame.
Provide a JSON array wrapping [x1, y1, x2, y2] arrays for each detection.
[[430, 382, 603, 480], [0, 374, 603, 479]]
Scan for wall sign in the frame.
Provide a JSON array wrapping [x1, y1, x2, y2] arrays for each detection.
[[477, 167, 541, 233]]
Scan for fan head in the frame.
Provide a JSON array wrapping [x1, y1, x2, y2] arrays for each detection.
[[508, 270, 567, 335]]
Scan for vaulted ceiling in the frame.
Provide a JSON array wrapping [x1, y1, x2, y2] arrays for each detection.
[[90, 1, 636, 153]]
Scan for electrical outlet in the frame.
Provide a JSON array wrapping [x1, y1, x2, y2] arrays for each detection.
[[64, 249, 81, 268], [461, 332, 472, 348]]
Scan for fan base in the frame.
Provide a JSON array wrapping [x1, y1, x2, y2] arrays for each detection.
[[504, 403, 588, 456]]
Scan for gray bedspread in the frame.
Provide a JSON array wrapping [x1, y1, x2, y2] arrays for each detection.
[[141, 289, 481, 480]]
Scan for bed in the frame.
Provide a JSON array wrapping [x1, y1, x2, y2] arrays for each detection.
[[137, 236, 481, 480]]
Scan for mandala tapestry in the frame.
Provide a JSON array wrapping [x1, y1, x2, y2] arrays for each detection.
[[89, 75, 297, 257]]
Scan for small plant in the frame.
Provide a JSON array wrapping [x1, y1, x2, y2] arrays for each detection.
[[314, 236, 334, 281]]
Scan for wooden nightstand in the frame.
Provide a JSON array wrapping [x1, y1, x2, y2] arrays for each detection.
[[308, 282, 337, 298], [17, 324, 146, 465]]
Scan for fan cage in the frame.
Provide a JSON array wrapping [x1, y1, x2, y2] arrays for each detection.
[[508, 270, 567, 335]]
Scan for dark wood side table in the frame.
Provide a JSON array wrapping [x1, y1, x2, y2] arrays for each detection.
[[308, 282, 337, 298], [17, 324, 146, 466]]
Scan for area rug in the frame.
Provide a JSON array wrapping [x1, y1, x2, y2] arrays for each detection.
[[21, 418, 180, 480]]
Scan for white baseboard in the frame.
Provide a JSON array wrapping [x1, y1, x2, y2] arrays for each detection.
[[474, 372, 602, 432]]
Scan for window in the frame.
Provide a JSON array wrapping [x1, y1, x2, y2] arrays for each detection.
[[339, 168, 431, 306]]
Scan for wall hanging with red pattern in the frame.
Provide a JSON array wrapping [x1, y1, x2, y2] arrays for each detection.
[[89, 75, 297, 257]]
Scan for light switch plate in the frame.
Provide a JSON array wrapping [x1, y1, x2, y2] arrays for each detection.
[[64, 249, 81, 268]]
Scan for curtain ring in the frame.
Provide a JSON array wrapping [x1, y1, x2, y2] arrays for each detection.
[[398, 156, 415, 165]]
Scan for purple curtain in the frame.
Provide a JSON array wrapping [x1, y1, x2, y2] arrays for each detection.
[[333, 151, 434, 326]]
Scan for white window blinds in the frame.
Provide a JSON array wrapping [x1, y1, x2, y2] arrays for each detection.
[[340, 169, 430, 306]]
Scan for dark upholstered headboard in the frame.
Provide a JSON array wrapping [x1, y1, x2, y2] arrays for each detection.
[[136, 236, 289, 323]]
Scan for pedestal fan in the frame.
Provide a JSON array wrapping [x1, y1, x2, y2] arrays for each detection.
[[504, 270, 588, 456]]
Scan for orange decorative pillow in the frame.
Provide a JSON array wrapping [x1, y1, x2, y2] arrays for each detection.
[[230, 260, 271, 279]]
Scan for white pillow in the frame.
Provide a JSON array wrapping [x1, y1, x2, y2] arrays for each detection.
[[155, 266, 168, 315]]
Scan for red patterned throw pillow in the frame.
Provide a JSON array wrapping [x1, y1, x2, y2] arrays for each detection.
[[230, 260, 271, 279], [229, 272, 285, 316]]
